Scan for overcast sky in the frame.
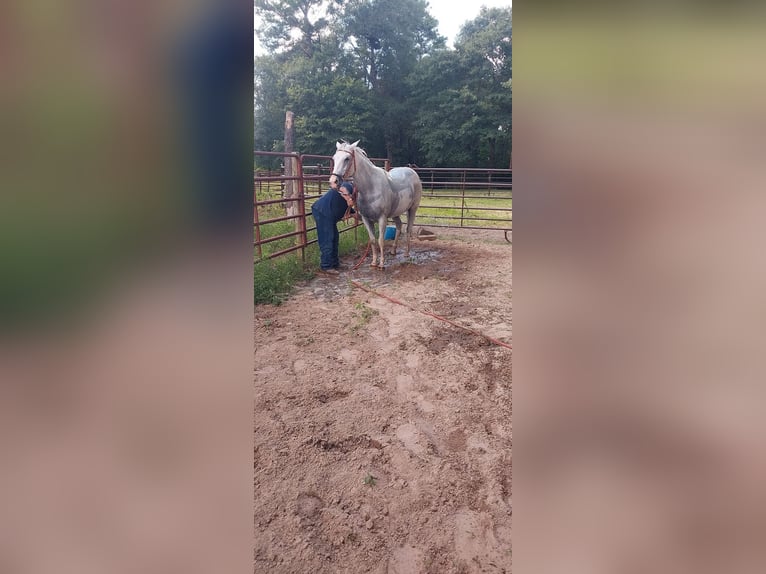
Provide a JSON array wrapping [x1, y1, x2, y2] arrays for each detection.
[[254, 1, 512, 55], [428, 0, 512, 47]]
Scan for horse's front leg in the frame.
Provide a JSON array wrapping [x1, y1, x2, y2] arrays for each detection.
[[361, 217, 379, 267], [377, 231, 386, 269], [376, 216, 387, 269]]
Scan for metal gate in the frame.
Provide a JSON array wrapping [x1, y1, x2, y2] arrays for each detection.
[[254, 151, 512, 263]]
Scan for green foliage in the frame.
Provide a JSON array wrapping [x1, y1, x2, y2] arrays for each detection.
[[340, 0, 445, 89], [338, 0, 446, 163], [363, 473, 377, 486], [254, 220, 369, 305], [254, 2, 511, 166], [354, 302, 378, 322], [351, 301, 379, 333], [292, 76, 377, 153], [411, 7, 512, 167], [254, 256, 313, 305], [254, 54, 291, 151], [254, 0, 333, 56]]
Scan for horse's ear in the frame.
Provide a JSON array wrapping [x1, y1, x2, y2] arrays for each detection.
[[336, 141, 342, 149], [351, 140, 360, 148]]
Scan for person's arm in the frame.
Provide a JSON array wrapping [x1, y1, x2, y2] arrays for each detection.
[[339, 188, 354, 207], [338, 187, 355, 221]]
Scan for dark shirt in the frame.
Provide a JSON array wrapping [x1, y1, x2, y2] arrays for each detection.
[[312, 188, 349, 222]]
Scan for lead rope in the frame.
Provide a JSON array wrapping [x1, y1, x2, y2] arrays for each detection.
[[350, 280, 512, 350]]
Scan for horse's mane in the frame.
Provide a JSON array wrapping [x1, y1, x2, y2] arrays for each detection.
[[339, 140, 368, 157]]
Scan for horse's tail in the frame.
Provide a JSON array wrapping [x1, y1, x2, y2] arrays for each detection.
[[411, 170, 423, 208]]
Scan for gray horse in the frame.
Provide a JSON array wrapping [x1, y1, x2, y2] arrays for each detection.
[[331, 141, 422, 268]]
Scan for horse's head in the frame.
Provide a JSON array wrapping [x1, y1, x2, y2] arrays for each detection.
[[330, 140, 360, 183]]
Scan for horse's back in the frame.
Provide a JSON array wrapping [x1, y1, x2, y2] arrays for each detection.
[[381, 167, 421, 218], [388, 167, 422, 197], [389, 166, 419, 182]]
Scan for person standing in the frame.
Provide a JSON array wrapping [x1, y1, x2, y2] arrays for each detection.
[[311, 177, 354, 275]]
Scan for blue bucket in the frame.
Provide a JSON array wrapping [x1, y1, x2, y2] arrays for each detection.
[[384, 225, 396, 240]]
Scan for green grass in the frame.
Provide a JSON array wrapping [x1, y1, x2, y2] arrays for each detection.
[[254, 220, 369, 305], [254, 220, 300, 259], [363, 473, 377, 486], [350, 302, 379, 333], [418, 189, 512, 228], [254, 218, 368, 260], [254, 255, 314, 305]]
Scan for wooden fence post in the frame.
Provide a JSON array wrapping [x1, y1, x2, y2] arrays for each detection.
[[283, 111, 299, 219]]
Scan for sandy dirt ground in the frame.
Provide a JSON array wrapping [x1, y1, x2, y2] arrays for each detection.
[[254, 228, 512, 574]]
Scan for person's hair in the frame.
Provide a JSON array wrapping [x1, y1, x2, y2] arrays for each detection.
[[340, 182, 353, 193]]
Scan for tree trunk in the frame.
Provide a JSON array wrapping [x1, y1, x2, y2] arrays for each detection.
[[283, 111, 298, 218]]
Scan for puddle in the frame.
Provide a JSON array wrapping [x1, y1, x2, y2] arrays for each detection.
[[393, 249, 442, 265], [296, 247, 446, 301]]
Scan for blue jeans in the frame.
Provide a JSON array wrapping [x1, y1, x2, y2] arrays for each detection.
[[312, 206, 339, 269]]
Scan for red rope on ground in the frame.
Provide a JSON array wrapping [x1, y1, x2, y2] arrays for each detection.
[[351, 240, 370, 270], [349, 280, 512, 350]]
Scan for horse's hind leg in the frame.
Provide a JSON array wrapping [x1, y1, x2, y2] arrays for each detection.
[[404, 208, 417, 257], [390, 216, 403, 256]]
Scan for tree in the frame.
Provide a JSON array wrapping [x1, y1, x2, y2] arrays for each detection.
[[455, 7, 512, 167], [254, 53, 291, 154], [338, 0, 445, 163], [410, 7, 512, 167], [253, 1, 511, 169], [254, 0, 336, 57], [408, 50, 473, 166]]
